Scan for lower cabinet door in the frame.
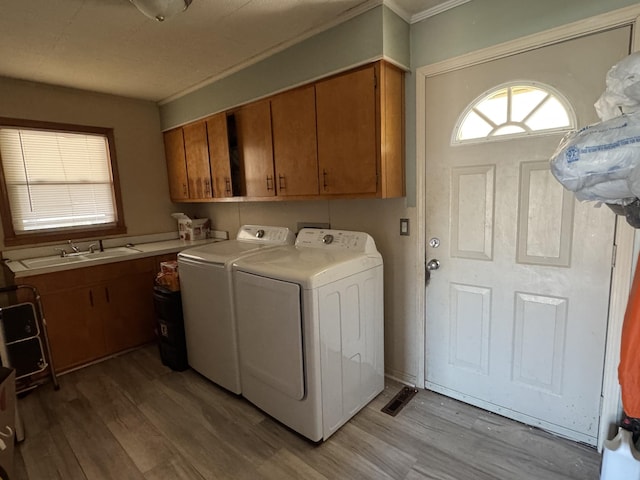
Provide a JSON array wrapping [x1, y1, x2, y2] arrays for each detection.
[[41, 287, 107, 371], [103, 271, 156, 353]]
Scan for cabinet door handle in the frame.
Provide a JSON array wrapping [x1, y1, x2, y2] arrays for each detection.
[[266, 175, 273, 191], [322, 169, 328, 190], [105, 287, 110, 303], [225, 177, 232, 195], [204, 178, 212, 196], [89, 290, 93, 307], [278, 174, 286, 190], [182, 183, 188, 196]]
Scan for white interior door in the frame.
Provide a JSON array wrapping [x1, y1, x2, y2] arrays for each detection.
[[424, 27, 631, 445]]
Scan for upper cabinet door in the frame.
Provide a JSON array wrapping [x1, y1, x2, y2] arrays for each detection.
[[206, 113, 234, 198], [163, 128, 189, 201], [271, 85, 319, 196], [378, 61, 405, 198], [316, 65, 377, 195], [235, 100, 275, 197], [183, 122, 212, 199]]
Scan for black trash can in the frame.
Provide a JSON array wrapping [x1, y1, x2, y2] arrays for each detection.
[[153, 286, 188, 371]]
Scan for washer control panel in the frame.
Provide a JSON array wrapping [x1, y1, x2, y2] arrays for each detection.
[[236, 225, 295, 245]]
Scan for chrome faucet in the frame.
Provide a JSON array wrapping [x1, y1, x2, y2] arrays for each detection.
[[68, 240, 81, 253]]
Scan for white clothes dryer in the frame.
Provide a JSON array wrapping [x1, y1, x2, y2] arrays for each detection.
[[178, 225, 295, 394], [232, 228, 384, 441]]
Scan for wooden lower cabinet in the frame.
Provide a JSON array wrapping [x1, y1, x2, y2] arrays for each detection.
[[20, 257, 159, 372], [103, 269, 157, 354], [39, 285, 106, 370]]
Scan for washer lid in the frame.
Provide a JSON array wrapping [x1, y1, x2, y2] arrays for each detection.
[[233, 245, 382, 289], [178, 240, 266, 264], [178, 225, 294, 264]]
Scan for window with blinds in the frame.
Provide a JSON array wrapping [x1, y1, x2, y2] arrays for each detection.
[[0, 119, 125, 245]]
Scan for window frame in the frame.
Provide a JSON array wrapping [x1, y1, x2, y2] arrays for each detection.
[[0, 117, 126, 247]]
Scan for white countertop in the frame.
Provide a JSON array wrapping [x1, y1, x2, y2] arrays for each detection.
[[4, 233, 226, 278]]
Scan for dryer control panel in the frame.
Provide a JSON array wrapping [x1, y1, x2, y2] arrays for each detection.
[[295, 229, 377, 253]]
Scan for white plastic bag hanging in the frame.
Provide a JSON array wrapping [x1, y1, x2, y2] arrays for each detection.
[[549, 112, 640, 205], [595, 52, 640, 121]]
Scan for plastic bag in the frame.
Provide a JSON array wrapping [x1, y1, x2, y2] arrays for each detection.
[[549, 112, 640, 205], [595, 52, 640, 121]]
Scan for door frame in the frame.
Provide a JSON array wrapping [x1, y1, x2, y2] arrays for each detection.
[[415, 5, 640, 451]]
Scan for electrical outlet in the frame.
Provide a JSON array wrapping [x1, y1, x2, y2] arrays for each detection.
[[297, 222, 330, 232], [400, 218, 409, 236]]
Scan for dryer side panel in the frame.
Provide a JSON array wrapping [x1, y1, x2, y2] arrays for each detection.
[[320, 265, 384, 438]]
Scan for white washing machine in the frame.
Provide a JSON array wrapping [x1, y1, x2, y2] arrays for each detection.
[[178, 225, 295, 394], [232, 228, 384, 441]]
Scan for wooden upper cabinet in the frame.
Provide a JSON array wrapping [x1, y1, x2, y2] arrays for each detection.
[[271, 85, 319, 196], [234, 100, 276, 197], [183, 121, 213, 199], [378, 61, 405, 198], [316, 61, 405, 198], [162, 60, 404, 202], [163, 128, 189, 201], [316, 64, 377, 195], [206, 113, 234, 198]]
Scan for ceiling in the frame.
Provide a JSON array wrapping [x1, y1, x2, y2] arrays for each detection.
[[0, 0, 458, 103]]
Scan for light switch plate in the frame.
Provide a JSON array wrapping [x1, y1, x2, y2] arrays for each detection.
[[400, 218, 409, 236]]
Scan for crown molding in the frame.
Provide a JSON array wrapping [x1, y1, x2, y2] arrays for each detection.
[[382, 0, 470, 24], [410, 0, 471, 24]]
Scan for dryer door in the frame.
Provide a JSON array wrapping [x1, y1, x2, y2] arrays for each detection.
[[235, 272, 305, 400], [178, 257, 241, 394]]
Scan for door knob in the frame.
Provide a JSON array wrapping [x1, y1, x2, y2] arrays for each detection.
[[425, 259, 440, 286]]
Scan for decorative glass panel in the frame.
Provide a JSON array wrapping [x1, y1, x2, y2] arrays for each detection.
[[453, 82, 576, 144]]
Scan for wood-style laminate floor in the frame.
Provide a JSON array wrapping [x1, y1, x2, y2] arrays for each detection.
[[13, 345, 602, 479]]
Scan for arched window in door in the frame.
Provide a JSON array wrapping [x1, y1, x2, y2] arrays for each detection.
[[452, 81, 576, 144]]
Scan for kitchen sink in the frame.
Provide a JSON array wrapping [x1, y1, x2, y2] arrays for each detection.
[[81, 246, 141, 259], [19, 246, 142, 270], [20, 255, 86, 269]]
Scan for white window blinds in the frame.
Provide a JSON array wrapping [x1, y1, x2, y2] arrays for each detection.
[[0, 128, 117, 234]]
